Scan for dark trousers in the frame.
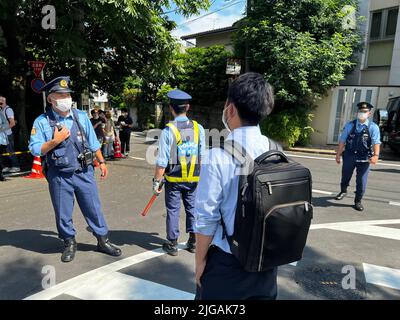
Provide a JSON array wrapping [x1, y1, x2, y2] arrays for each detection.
[[340, 151, 370, 201], [0, 145, 6, 175], [164, 181, 197, 241], [196, 246, 278, 300], [119, 131, 131, 154], [5, 134, 19, 167]]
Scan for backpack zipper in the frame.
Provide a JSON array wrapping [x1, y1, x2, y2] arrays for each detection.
[[258, 201, 310, 271], [265, 179, 309, 195]]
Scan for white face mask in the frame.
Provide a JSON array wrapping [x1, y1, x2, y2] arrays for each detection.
[[55, 98, 73, 112], [357, 112, 369, 121], [222, 107, 231, 132]]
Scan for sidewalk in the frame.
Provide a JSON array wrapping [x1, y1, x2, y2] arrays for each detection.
[[287, 146, 336, 155]]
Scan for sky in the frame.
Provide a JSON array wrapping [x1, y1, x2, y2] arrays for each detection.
[[166, 0, 246, 39]]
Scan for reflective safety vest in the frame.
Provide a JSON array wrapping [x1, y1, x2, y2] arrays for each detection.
[[345, 119, 373, 161], [164, 120, 200, 183]]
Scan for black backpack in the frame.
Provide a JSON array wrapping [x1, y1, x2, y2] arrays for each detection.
[[221, 139, 313, 272]]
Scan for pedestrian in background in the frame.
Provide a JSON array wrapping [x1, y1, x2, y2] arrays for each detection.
[[117, 108, 133, 156], [90, 109, 105, 147], [0, 108, 9, 181], [103, 111, 116, 160], [0, 94, 20, 173]]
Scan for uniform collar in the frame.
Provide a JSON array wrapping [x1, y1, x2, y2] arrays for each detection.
[[227, 125, 262, 141], [356, 118, 369, 127], [52, 108, 73, 120], [174, 115, 189, 122]]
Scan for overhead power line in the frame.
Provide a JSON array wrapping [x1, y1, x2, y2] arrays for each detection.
[[177, 0, 245, 27]]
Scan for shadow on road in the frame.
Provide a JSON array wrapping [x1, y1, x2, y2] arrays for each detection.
[[0, 229, 61, 254], [370, 168, 400, 174], [312, 197, 354, 209]]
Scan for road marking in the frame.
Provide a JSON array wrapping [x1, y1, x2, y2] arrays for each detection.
[[25, 243, 186, 300], [65, 271, 194, 300], [311, 219, 400, 241], [363, 263, 400, 291], [129, 156, 146, 161], [313, 189, 334, 195], [389, 202, 400, 207], [289, 261, 298, 267], [286, 153, 400, 168]]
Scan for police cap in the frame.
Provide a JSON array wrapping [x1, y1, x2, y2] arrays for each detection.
[[167, 89, 192, 106], [357, 102, 374, 111], [41, 76, 73, 94]]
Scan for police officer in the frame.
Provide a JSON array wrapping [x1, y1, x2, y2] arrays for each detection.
[[335, 102, 381, 211], [153, 89, 206, 256], [29, 76, 122, 262]]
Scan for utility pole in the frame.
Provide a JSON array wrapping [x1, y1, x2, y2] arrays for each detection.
[[245, 0, 253, 72]]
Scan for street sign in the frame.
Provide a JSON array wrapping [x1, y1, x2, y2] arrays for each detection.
[[226, 58, 242, 75], [28, 61, 46, 78], [31, 78, 46, 94]]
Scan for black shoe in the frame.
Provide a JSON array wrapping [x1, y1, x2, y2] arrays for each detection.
[[0, 175, 5, 182], [61, 238, 77, 263], [162, 240, 178, 256], [186, 233, 196, 253], [335, 192, 347, 200], [354, 201, 364, 212], [96, 235, 122, 257]]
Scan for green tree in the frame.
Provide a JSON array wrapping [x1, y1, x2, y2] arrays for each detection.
[[0, 0, 211, 146], [172, 45, 232, 105], [234, 0, 363, 146]]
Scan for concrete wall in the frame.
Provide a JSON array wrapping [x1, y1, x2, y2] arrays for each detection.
[[310, 90, 334, 145], [370, 0, 399, 11], [196, 32, 235, 52], [360, 68, 391, 85]]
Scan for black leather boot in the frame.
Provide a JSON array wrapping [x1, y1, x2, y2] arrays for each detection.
[[354, 200, 364, 212], [335, 191, 347, 200], [61, 238, 77, 263], [96, 235, 122, 256], [162, 240, 178, 256], [186, 233, 196, 253]]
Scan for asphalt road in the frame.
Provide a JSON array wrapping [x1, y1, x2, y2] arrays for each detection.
[[0, 133, 399, 300]]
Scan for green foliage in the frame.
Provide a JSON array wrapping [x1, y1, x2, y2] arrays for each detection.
[[157, 83, 175, 105], [171, 45, 232, 105], [260, 107, 315, 148], [234, 0, 363, 145], [0, 0, 211, 142]]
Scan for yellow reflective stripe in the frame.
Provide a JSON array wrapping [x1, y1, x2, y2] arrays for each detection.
[[188, 155, 197, 179], [165, 175, 200, 183], [166, 123, 182, 145], [193, 120, 199, 145], [187, 121, 200, 180], [180, 156, 188, 179]]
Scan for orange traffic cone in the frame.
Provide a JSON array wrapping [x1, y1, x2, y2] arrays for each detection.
[[24, 156, 45, 179], [113, 139, 123, 159]]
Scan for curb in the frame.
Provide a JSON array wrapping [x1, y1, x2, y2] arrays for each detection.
[[287, 148, 336, 156]]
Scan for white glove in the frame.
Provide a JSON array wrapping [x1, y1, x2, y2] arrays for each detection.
[[152, 178, 162, 196]]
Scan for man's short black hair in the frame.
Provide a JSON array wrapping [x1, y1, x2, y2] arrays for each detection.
[[91, 109, 97, 116], [227, 72, 274, 125], [121, 108, 128, 113], [170, 104, 187, 115]]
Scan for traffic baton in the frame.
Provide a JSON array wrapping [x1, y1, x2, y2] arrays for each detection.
[[140, 180, 165, 217]]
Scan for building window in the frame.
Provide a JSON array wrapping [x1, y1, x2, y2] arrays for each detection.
[[367, 7, 399, 68]]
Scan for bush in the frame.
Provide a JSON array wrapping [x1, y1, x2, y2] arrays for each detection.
[[260, 107, 314, 148]]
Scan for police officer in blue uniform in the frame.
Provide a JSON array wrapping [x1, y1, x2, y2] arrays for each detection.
[[335, 102, 381, 211], [153, 89, 206, 256], [29, 76, 122, 262]]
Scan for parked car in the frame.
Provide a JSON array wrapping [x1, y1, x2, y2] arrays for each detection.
[[381, 96, 400, 153]]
